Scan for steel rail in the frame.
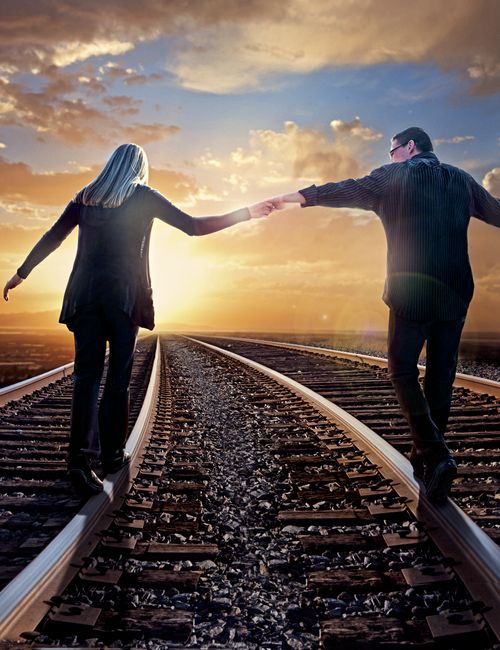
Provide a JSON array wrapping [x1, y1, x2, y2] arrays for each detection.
[[0, 362, 74, 407], [206, 335, 500, 398], [0, 332, 154, 407], [188, 336, 500, 641], [0, 336, 161, 641]]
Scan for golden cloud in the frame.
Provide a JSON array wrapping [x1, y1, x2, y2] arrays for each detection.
[[0, 1, 279, 74], [164, 0, 500, 94], [0, 223, 47, 254], [330, 117, 383, 142], [219, 119, 369, 195], [0, 1, 497, 96], [101, 95, 141, 115], [0, 77, 178, 145], [0, 156, 201, 205], [51, 40, 135, 67], [482, 167, 500, 195]]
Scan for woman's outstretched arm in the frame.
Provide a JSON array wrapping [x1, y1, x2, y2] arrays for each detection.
[[3, 201, 79, 301], [146, 188, 273, 235]]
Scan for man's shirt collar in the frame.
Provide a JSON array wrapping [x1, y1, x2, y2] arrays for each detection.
[[409, 151, 440, 166]]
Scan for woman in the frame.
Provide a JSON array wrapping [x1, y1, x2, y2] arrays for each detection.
[[3, 143, 272, 496]]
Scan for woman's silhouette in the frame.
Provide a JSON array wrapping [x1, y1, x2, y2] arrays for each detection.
[[3, 143, 272, 495]]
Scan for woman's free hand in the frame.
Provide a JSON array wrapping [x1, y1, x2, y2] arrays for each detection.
[[3, 273, 24, 301]]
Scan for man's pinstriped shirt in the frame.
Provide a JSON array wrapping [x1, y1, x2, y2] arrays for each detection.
[[299, 152, 500, 321]]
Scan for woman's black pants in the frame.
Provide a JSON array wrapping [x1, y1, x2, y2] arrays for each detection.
[[67, 303, 138, 468]]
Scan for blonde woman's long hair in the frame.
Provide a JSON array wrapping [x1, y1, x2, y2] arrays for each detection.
[[75, 143, 149, 208]]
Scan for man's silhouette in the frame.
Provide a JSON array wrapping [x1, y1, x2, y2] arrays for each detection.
[[270, 126, 500, 504]]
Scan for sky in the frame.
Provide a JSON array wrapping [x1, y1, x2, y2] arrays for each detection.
[[0, 0, 499, 333]]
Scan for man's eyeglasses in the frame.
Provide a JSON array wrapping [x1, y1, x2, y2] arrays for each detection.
[[389, 141, 408, 159]]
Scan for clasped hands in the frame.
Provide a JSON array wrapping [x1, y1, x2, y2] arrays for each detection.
[[248, 195, 287, 219]]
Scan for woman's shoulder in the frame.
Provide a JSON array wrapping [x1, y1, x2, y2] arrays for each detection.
[[139, 185, 166, 201], [131, 184, 162, 205]]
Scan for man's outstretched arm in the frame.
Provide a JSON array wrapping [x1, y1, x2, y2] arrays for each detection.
[[470, 177, 500, 226], [271, 192, 306, 208], [269, 165, 391, 213]]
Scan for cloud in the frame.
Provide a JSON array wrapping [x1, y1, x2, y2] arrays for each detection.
[[434, 135, 475, 145], [0, 1, 498, 97], [51, 40, 135, 67], [124, 72, 164, 86], [0, 1, 496, 155], [161, 0, 500, 95], [0, 223, 47, 254], [466, 55, 500, 96], [482, 167, 500, 195], [0, 1, 278, 75], [99, 62, 164, 85], [122, 123, 180, 144], [182, 117, 376, 213], [231, 148, 262, 167], [331, 117, 383, 142], [219, 119, 371, 193], [149, 167, 203, 203], [0, 155, 202, 206], [196, 150, 223, 169], [0, 77, 178, 145], [102, 95, 141, 115]]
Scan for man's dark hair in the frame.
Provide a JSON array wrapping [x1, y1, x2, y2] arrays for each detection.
[[392, 127, 433, 152]]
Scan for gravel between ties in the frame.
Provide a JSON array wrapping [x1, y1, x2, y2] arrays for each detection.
[[168, 340, 317, 649]]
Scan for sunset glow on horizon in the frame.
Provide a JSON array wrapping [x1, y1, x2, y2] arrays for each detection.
[[1, 1, 499, 332]]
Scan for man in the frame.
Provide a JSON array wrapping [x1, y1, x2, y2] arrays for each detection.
[[269, 126, 500, 505]]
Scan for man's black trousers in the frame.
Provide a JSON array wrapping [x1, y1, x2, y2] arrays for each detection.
[[387, 309, 466, 458]]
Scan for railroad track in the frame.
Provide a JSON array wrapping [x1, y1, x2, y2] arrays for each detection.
[[197, 336, 500, 543], [0, 335, 156, 587], [0, 334, 498, 649]]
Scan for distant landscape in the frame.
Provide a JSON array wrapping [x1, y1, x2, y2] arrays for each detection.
[[1, 326, 499, 389]]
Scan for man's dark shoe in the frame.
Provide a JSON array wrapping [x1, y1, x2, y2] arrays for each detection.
[[67, 466, 104, 496], [408, 445, 425, 480], [102, 450, 131, 475], [424, 456, 457, 505]]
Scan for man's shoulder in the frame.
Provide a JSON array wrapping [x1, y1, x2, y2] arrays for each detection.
[[439, 161, 471, 177], [405, 155, 472, 182], [368, 162, 397, 178]]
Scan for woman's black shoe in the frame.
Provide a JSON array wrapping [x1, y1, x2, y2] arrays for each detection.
[[67, 467, 104, 496], [102, 450, 131, 475], [424, 456, 457, 505]]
